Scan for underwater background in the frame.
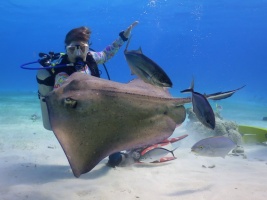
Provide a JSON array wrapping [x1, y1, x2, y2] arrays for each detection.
[[1, 0, 267, 105], [1, 1, 267, 199]]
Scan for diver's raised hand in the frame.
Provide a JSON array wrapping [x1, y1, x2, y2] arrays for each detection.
[[123, 21, 139, 38]]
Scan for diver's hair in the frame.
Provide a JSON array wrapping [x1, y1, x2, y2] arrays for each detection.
[[64, 26, 91, 45]]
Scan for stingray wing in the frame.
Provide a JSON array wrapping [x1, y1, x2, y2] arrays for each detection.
[[46, 73, 187, 177]]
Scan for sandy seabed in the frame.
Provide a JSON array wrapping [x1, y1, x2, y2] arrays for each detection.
[[0, 93, 266, 200]]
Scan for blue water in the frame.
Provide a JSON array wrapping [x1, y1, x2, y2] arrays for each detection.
[[1, 0, 267, 103], [1, 2, 267, 198], [0, 0, 266, 128]]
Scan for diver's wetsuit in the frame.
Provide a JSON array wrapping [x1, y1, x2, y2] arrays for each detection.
[[54, 37, 125, 88]]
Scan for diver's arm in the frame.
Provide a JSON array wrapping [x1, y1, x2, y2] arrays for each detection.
[[91, 21, 139, 64], [90, 37, 124, 64]]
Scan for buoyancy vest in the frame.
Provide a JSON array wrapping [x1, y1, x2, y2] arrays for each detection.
[[36, 53, 100, 87]]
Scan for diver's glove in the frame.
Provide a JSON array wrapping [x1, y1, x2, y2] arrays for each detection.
[[119, 21, 139, 41], [38, 53, 51, 67]]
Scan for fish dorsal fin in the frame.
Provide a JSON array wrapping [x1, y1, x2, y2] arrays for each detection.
[[181, 77, 195, 93], [190, 77, 195, 91], [127, 79, 171, 97], [137, 47, 143, 54]]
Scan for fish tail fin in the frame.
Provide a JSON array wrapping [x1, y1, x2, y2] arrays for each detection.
[[180, 77, 195, 93], [180, 88, 193, 93], [191, 77, 195, 90], [170, 147, 178, 158], [138, 46, 143, 53]]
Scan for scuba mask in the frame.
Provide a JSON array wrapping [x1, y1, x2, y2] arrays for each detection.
[[66, 42, 89, 62]]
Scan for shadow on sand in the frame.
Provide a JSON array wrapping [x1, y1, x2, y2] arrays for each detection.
[[1, 161, 112, 185]]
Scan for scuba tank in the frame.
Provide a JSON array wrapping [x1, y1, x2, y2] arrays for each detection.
[[37, 69, 53, 130], [36, 52, 63, 130], [36, 52, 92, 130]]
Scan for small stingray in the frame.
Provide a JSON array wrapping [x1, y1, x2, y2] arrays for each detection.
[[45, 72, 191, 177]]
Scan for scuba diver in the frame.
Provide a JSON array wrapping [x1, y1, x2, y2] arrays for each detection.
[[36, 21, 139, 167], [28, 20, 187, 169]]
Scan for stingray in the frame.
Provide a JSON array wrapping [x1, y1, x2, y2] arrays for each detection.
[[45, 72, 191, 177]]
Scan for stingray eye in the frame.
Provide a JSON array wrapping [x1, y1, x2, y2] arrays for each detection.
[[64, 98, 77, 108]]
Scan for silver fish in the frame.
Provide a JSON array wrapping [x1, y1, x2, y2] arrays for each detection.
[[181, 79, 215, 129], [139, 147, 177, 163], [124, 36, 172, 87], [205, 85, 246, 100], [191, 136, 236, 158]]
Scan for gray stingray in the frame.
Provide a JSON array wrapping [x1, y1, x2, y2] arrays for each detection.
[[45, 72, 191, 177]]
